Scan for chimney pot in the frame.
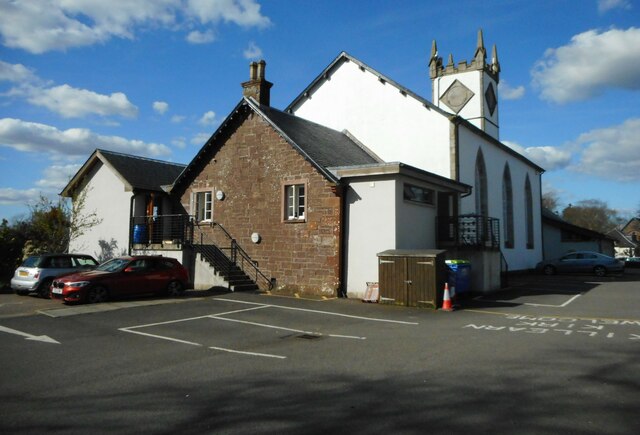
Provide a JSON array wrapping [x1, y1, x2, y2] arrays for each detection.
[[242, 59, 273, 106]]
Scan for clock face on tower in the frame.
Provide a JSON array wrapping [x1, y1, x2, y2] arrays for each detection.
[[485, 82, 497, 116]]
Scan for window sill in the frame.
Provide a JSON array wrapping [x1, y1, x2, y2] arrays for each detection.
[[283, 218, 306, 224]]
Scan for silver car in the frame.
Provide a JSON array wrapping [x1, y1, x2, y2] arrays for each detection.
[[11, 254, 99, 297], [536, 251, 625, 277]]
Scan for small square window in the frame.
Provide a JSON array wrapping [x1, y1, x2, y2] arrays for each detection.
[[284, 183, 306, 221]]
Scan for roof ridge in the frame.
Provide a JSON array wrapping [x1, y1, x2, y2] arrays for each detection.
[[97, 148, 186, 167]]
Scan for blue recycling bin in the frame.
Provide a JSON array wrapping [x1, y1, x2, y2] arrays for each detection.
[[133, 224, 148, 244], [446, 260, 471, 295]]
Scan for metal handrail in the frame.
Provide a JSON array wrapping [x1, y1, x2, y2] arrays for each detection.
[[193, 220, 273, 290]]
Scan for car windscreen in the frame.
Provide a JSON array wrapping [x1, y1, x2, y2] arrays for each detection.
[[21, 256, 43, 268], [95, 258, 130, 272]]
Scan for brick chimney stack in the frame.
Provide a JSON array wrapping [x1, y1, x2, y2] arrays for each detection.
[[242, 60, 273, 106]]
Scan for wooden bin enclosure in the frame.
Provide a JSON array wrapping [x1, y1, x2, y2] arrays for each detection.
[[377, 249, 447, 308]]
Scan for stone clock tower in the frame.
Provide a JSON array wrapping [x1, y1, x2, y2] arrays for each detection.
[[429, 29, 501, 139]]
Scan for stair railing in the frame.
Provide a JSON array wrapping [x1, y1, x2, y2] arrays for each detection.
[[191, 220, 273, 290]]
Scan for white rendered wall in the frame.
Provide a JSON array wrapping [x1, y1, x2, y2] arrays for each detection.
[[343, 178, 397, 298], [457, 126, 543, 271], [68, 161, 131, 260], [395, 176, 438, 249], [292, 61, 453, 178]]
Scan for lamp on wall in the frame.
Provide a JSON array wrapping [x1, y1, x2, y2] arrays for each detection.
[[251, 232, 261, 244], [216, 190, 225, 200]]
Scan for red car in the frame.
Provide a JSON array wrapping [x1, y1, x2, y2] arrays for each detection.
[[50, 256, 191, 304]]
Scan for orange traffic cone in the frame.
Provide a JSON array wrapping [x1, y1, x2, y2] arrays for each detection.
[[441, 282, 453, 311]]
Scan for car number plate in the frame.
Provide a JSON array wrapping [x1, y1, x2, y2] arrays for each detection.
[[19, 271, 28, 277], [52, 288, 63, 295]]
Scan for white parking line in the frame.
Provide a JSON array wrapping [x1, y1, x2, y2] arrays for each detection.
[[209, 346, 286, 359], [210, 315, 367, 340], [525, 293, 582, 308], [215, 298, 420, 325], [120, 328, 203, 346], [119, 298, 412, 359]]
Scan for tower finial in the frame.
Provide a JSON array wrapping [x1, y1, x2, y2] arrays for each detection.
[[491, 44, 500, 75], [474, 28, 486, 63], [430, 39, 438, 61]]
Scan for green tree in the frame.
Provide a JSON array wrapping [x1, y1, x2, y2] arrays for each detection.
[[542, 191, 560, 213], [0, 219, 28, 288], [561, 199, 623, 234], [25, 195, 71, 254]]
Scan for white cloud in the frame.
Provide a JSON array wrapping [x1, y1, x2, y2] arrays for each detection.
[[171, 136, 187, 148], [243, 41, 262, 59], [187, 0, 271, 28], [503, 140, 571, 171], [0, 0, 270, 53], [571, 117, 640, 182], [0, 187, 44, 206], [0, 60, 40, 84], [21, 84, 138, 118], [498, 80, 525, 100], [1, 60, 137, 119], [598, 0, 632, 13], [191, 132, 210, 145], [171, 114, 186, 123], [153, 101, 169, 114], [186, 29, 215, 44], [198, 110, 217, 126], [35, 164, 81, 189], [0, 118, 171, 158], [532, 27, 640, 103]]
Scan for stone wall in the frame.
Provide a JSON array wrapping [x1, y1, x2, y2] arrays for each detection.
[[180, 109, 342, 296]]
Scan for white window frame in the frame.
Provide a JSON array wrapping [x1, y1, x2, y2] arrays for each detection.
[[283, 180, 307, 222], [192, 190, 213, 222]]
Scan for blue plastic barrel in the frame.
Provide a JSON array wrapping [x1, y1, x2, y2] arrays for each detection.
[[446, 260, 471, 294], [133, 224, 148, 244]]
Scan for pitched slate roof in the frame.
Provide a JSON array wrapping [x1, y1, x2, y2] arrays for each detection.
[[98, 149, 186, 191], [61, 149, 186, 196], [255, 102, 381, 170], [171, 97, 381, 192], [542, 208, 613, 241]]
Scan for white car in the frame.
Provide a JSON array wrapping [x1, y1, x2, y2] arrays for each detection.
[[11, 254, 99, 298]]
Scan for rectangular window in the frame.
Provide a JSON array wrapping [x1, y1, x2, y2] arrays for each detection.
[[284, 183, 305, 221], [193, 191, 213, 222], [403, 183, 434, 205]]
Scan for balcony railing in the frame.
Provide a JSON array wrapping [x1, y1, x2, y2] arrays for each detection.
[[130, 214, 192, 246], [437, 214, 500, 249]]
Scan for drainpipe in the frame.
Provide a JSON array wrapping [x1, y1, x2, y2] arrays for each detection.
[[337, 184, 347, 298], [128, 193, 135, 255]]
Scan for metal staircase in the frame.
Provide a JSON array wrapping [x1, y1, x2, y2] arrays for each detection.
[[190, 222, 273, 292]]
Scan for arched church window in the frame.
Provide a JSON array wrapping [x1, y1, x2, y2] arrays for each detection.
[[502, 164, 514, 249], [525, 175, 534, 249], [475, 149, 488, 218]]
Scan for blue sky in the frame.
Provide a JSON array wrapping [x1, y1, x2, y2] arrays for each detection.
[[0, 0, 639, 223]]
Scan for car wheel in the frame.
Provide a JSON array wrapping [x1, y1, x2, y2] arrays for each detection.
[[38, 278, 53, 298], [166, 280, 185, 297], [594, 266, 606, 277], [88, 286, 108, 303], [543, 265, 556, 276]]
